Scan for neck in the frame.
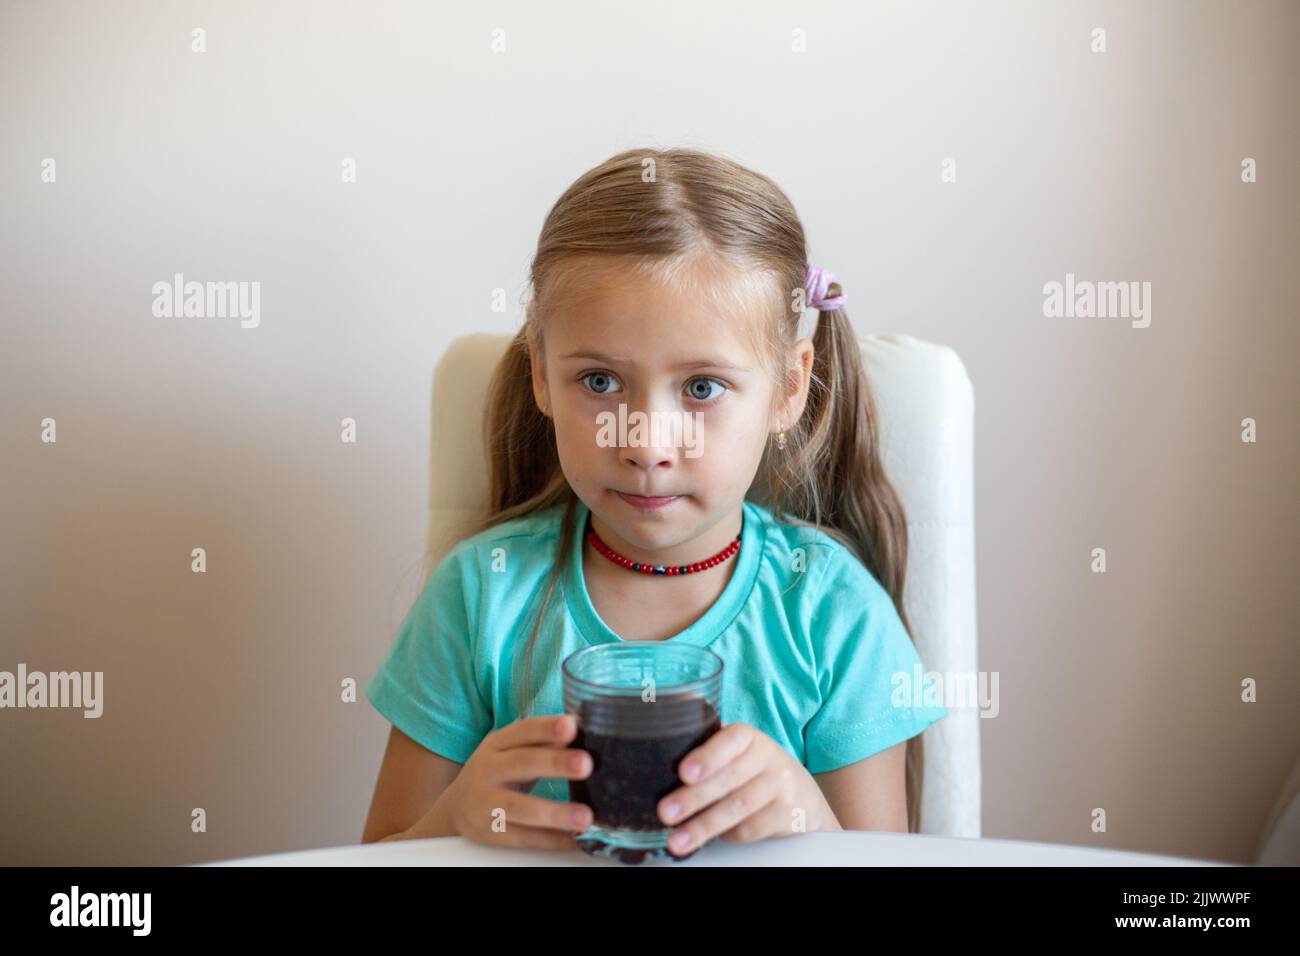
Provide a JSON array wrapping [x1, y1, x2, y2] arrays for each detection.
[[586, 504, 743, 570]]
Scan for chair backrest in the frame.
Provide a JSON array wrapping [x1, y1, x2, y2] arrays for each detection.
[[425, 332, 982, 837], [1255, 750, 1300, 865]]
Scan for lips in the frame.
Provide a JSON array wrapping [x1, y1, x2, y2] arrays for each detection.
[[615, 491, 681, 509]]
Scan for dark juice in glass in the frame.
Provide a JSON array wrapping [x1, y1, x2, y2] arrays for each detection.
[[562, 642, 724, 864]]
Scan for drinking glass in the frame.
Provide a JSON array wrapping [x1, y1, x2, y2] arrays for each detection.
[[562, 641, 723, 864]]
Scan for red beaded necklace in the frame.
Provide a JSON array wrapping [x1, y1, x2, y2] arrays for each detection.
[[585, 512, 742, 576]]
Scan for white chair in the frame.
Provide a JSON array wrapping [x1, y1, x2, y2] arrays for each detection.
[[422, 332, 982, 838], [1255, 751, 1300, 865]]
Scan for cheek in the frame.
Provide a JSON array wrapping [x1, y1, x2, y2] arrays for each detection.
[[556, 423, 594, 460], [552, 398, 594, 438], [690, 405, 766, 468]]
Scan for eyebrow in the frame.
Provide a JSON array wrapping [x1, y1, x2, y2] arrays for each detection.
[[559, 350, 752, 372]]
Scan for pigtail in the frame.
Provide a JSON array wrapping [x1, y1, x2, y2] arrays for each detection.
[[765, 286, 927, 833], [469, 320, 577, 721]]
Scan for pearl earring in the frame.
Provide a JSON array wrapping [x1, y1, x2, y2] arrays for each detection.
[[776, 429, 787, 450]]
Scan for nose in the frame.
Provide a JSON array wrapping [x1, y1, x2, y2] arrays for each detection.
[[616, 393, 684, 471], [621, 444, 676, 471], [620, 424, 679, 470]]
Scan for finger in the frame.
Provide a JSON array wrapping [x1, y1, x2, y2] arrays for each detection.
[[493, 744, 593, 788], [498, 790, 596, 834], [719, 798, 797, 843], [492, 713, 579, 751], [659, 731, 764, 826], [464, 790, 595, 836], [513, 826, 581, 852], [667, 773, 778, 857], [480, 822, 582, 853], [674, 722, 755, 787]]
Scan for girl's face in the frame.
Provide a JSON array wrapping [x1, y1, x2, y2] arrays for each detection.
[[529, 260, 814, 563]]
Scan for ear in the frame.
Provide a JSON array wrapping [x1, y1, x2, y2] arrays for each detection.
[[526, 321, 550, 419], [774, 337, 815, 430]]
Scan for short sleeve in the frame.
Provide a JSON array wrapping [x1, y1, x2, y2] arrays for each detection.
[[802, 547, 948, 774], [364, 540, 493, 764]]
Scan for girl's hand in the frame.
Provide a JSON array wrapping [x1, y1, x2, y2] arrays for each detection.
[[656, 722, 839, 857], [439, 714, 595, 851]]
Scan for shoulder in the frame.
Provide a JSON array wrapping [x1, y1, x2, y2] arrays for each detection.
[[419, 503, 570, 627], [747, 501, 902, 659], [406, 505, 569, 652], [747, 500, 877, 604], [438, 502, 569, 576]]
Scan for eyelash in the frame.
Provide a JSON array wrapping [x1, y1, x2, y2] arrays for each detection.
[[579, 371, 728, 405]]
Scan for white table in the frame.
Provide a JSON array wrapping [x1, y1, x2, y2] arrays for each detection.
[[204, 831, 1236, 866]]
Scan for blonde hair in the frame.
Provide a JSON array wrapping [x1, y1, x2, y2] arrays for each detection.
[[467, 147, 926, 832]]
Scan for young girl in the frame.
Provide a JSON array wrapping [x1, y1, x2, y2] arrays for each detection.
[[360, 147, 947, 858]]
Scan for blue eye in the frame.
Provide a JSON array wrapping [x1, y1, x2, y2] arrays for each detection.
[[686, 377, 726, 403], [580, 371, 726, 404], [581, 371, 621, 395]]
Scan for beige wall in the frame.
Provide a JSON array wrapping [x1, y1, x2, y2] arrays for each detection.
[[1, 0, 1296, 865]]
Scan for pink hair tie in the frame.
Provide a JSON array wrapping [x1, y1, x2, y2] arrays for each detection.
[[804, 264, 847, 310]]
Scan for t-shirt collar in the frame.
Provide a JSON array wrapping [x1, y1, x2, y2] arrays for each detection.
[[565, 497, 765, 647]]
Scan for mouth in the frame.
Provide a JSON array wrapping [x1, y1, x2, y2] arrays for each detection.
[[614, 491, 683, 510]]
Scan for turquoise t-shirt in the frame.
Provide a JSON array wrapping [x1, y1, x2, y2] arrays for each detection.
[[365, 496, 947, 802]]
